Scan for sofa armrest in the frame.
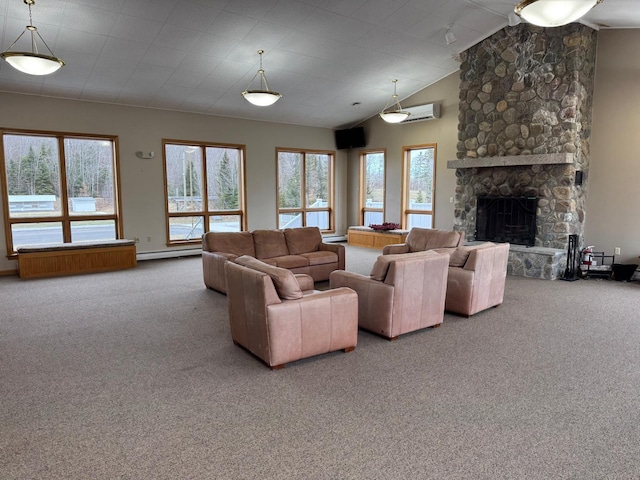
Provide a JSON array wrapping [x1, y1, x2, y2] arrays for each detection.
[[320, 242, 345, 270], [266, 287, 358, 366], [294, 273, 315, 292], [382, 244, 410, 255], [202, 251, 238, 293]]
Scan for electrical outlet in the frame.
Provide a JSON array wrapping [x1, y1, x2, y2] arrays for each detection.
[[134, 237, 139, 243], [147, 236, 152, 242], [449, 196, 454, 203], [615, 247, 621, 255]]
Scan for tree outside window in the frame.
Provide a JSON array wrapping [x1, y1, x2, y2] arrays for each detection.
[[163, 141, 246, 243], [1, 131, 122, 253], [277, 149, 334, 231], [403, 144, 436, 229], [360, 150, 385, 226]]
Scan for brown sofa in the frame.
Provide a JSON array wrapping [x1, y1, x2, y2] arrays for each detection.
[[444, 242, 510, 317], [225, 256, 358, 369], [382, 227, 464, 255], [202, 226, 345, 294], [329, 250, 449, 340]]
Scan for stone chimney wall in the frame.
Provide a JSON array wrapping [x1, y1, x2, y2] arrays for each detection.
[[453, 24, 597, 250]]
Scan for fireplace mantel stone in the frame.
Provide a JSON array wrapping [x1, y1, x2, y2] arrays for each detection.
[[447, 153, 574, 170]]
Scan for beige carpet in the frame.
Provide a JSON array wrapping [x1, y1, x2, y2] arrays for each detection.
[[1, 245, 639, 479]]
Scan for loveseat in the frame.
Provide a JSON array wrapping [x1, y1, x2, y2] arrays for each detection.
[[202, 226, 345, 294], [226, 256, 358, 369]]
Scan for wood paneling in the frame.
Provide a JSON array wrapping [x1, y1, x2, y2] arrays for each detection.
[[18, 245, 137, 279]]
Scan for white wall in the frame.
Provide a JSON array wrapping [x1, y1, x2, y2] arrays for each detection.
[[346, 73, 460, 230], [587, 29, 640, 263], [0, 94, 346, 273]]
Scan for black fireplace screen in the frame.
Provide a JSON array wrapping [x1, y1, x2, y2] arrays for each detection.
[[475, 196, 537, 247]]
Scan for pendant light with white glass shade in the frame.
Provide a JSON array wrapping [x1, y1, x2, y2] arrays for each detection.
[[514, 0, 603, 28], [379, 79, 410, 124], [0, 0, 65, 76], [241, 50, 282, 107]]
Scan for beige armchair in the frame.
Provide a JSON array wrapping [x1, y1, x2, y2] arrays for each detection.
[[382, 227, 463, 255], [445, 242, 510, 317], [225, 256, 358, 369], [329, 251, 449, 340]]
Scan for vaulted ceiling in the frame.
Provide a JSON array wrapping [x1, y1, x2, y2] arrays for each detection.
[[1, 0, 638, 129]]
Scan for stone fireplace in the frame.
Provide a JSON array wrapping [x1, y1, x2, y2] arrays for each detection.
[[448, 23, 598, 279]]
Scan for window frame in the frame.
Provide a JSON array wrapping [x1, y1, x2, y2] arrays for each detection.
[[162, 139, 247, 245], [0, 128, 123, 257], [359, 149, 386, 226], [401, 143, 437, 230], [276, 148, 335, 233]]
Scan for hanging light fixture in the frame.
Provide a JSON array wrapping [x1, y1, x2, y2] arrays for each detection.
[[241, 50, 281, 107], [1, 0, 65, 76], [514, 0, 603, 28], [379, 79, 410, 124]]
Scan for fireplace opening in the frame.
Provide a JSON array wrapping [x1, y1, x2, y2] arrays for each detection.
[[476, 196, 537, 247]]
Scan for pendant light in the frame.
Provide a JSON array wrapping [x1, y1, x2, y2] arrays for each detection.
[[1, 0, 65, 76], [514, 0, 603, 28], [241, 50, 282, 107], [379, 80, 410, 124]]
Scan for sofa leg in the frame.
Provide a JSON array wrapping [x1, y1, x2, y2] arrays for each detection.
[[387, 336, 399, 341], [270, 364, 286, 370], [344, 346, 355, 353], [433, 323, 442, 328]]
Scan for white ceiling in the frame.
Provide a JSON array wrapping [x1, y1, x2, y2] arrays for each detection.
[[1, 0, 638, 129]]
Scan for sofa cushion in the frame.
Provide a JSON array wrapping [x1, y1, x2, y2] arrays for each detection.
[[235, 255, 303, 300], [370, 251, 439, 281], [268, 255, 309, 269], [253, 230, 289, 259], [284, 227, 322, 255], [205, 231, 255, 257], [299, 250, 338, 266]]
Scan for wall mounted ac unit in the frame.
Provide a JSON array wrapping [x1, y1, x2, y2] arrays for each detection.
[[401, 103, 441, 123]]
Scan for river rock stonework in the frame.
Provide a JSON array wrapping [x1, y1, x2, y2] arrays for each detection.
[[453, 23, 597, 251]]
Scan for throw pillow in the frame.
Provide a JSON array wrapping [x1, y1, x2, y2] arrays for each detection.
[[449, 246, 474, 267], [235, 255, 303, 300]]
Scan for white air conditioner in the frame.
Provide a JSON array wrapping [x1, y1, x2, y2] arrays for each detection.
[[400, 103, 441, 123]]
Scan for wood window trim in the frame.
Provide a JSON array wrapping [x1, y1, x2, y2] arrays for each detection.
[[276, 148, 336, 233], [401, 143, 437, 230], [0, 128, 123, 257], [162, 140, 247, 246], [359, 149, 386, 226]]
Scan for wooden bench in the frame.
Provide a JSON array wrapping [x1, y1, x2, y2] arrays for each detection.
[[347, 226, 410, 249], [17, 240, 137, 279]]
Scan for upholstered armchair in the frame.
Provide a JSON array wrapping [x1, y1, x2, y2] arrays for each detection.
[[445, 242, 510, 317], [329, 251, 449, 340], [382, 227, 463, 255], [225, 256, 358, 369]]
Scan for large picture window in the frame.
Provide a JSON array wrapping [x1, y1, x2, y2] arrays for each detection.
[[277, 149, 334, 231], [163, 141, 246, 244], [403, 144, 436, 229], [0, 129, 122, 254], [359, 150, 385, 226]]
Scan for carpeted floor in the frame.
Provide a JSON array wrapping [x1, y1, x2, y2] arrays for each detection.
[[1, 244, 639, 479]]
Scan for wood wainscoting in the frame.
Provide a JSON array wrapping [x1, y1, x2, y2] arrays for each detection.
[[347, 227, 409, 249], [17, 240, 137, 279]]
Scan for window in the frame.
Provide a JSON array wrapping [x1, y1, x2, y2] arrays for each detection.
[[403, 144, 436, 229], [163, 141, 246, 244], [0, 129, 122, 254], [277, 149, 334, 231], [359, 150, 385, 226]]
